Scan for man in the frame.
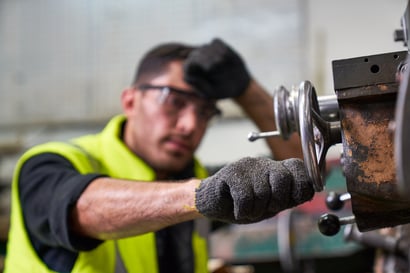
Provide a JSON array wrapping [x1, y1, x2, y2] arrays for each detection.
[[4, 38, 314, 273]]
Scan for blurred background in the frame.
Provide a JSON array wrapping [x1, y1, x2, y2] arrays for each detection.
[[0, 0, 407, 272]]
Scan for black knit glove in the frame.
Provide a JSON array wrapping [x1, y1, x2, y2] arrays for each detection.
[[195, 157, 314, 224], [184, 38, 251, 99]]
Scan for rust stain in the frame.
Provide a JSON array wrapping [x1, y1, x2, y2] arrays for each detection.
[[342, 107, 395, 185]]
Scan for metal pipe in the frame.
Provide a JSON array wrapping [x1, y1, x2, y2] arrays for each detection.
[[344, 224, 410, 258]]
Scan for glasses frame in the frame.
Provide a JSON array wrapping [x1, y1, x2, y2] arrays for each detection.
[[137, 84, 221, 121]]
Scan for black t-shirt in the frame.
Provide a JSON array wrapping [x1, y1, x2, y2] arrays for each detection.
[[19, 153, 104, 271]]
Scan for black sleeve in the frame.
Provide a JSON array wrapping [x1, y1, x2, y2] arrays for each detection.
[[19, 153, 106, 252]]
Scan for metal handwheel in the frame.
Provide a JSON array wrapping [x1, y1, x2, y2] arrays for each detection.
[[298, 82, 324, 191], [274, 81, 341, 191], [249, 81, 341, 191], [273, 83, 324, 190], [395, 55, 410, 196]]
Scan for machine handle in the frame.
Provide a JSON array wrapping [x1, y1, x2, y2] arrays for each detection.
[[318, 213, 356, 236], [248, 81, 342, 191]]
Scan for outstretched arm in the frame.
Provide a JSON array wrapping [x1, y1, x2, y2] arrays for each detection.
[[71, 177, 202, 240], [72, 157, 312, 239], [21, 153, 312, 245]]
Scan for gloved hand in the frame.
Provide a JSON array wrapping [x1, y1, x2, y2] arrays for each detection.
[[195, 157, 314, 224], [184, 38, 251, 99]]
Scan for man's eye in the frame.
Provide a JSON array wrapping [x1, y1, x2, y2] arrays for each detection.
[[167, 94, 187, 109]]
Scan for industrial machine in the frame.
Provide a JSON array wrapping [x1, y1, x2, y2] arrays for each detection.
[[249, 1, 410, 272]]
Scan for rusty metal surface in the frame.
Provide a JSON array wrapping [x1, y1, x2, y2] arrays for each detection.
[[332, 50, 410, 232], [337, 84, 410, 231]]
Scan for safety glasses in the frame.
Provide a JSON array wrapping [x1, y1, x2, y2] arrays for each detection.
[[138, 84, 221, 122]]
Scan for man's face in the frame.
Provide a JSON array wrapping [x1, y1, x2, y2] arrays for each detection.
[[122, 61, 214, 178]]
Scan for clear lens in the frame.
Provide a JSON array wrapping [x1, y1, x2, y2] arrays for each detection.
[[140, 84, 221, 121]]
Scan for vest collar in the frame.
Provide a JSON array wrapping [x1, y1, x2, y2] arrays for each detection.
[[99, 115, 156, 181]]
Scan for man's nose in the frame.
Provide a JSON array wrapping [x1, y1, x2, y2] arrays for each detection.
[[176, 105, 200, 134]]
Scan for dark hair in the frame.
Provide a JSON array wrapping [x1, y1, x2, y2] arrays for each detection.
[[131, 42, 196, 86]]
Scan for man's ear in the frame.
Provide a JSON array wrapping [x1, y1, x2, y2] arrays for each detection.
[[121, 87, 138, 115]]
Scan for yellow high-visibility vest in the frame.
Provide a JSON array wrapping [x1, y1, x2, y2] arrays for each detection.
[[5, 115, 209, 273]]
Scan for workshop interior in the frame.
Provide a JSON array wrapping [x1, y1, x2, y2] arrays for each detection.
[[1, 0, 410, 272]]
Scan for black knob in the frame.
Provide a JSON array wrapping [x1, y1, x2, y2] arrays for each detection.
[[325, 192, 351, 211], [318, 213, 341, 236], [326, 192, 344, 210]]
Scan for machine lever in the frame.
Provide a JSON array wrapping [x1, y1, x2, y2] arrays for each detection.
[[247, 130, 281, 142], [344, 224, 410, 258], [325, 192, 351, 211], [318, 213, 355, 236]]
